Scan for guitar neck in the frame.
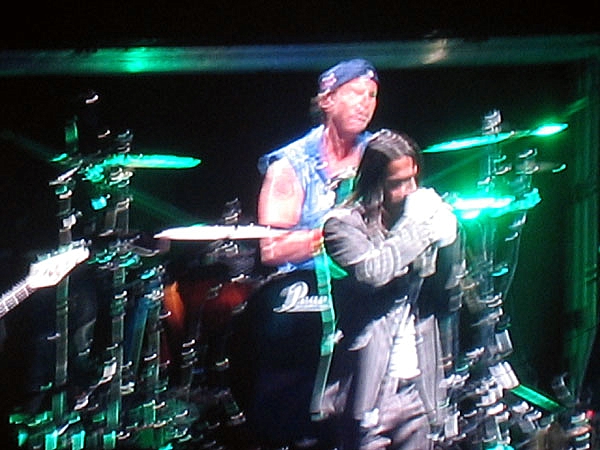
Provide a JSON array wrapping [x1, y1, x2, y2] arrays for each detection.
[[0, 279, 36, 319]]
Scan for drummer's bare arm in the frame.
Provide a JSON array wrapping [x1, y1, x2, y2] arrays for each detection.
[[258, 158, 322, 266]]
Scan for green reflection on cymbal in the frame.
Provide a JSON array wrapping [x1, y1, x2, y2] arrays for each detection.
[[423, 122, 568, 153], [101, 153, 201, 169], [423, 132, 515, 153]]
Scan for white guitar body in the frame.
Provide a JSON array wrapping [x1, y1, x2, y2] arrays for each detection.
[[0, 240, 90, 319]]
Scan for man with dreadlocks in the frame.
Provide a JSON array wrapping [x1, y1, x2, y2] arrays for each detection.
[[321, 129, 463, 450]]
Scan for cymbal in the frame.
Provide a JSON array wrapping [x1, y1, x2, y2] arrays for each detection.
[[423, 123, 568, 153], [423, 131, 516, 153], [101, 153, 201, 169], [445, 188, 541, 220], [154, 224, 289, 241], [446, 193, 515, 214]]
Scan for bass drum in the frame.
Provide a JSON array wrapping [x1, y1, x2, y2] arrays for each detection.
[[228, 269, 335, 448]]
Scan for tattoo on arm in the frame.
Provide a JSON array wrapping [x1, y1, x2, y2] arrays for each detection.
[[258, 159, 302, 227]]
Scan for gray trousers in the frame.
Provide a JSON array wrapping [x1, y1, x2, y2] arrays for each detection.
[[322, 306, 446, 449]]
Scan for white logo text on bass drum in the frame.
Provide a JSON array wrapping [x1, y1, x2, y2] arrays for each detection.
[[273, 281, 329, 313]]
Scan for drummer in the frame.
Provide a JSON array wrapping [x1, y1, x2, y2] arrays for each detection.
[[235, 59, 380, 449], [256, 58, 379, 271]]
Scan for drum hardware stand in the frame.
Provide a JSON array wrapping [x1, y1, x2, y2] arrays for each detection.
[[51, 146, 136, 448], [204, 200, 248, 429], [96, 130, 134, 239], [8, 108, 208, 448], [8, 124, 137, 449], [442, 110, 554, 449], [9, 167, 88, 449], [83, 135, 197, 449], [445, 111, 592, 449], [50, 169, 85, 449], [163, 199, 252, 449], [10, 132, 187, 450], [186, 337, 202, 382], [88, 132, 137, 449], [121, 265, 176, 448]]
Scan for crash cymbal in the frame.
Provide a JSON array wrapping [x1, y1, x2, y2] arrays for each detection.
[[154, 224, 289, 241], [423, 123, 568, 153], [423, 131, 516, 153], [101, 153, 201, 169]]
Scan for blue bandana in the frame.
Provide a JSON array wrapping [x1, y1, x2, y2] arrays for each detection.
[[318, 58, 379, 94]]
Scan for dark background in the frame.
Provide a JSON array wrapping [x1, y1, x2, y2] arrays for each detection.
[[0, 1, 597, 445], [0, 1, 597, 49]]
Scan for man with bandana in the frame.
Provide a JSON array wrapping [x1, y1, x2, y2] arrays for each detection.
[[234, 59, 380, 449]]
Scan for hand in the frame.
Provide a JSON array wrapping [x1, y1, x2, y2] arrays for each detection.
[[429, 204, 457, 247], [401, 188, 443, 223]]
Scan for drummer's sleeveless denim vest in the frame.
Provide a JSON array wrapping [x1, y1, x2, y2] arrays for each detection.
[[258, 125, 372, 273]]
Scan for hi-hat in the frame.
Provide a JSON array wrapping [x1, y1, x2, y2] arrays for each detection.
[[154, 224, 289, 241]]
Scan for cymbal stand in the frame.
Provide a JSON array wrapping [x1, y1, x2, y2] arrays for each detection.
[[46, 168, 84, 449], [98, 131, 134, 238], [121, 261, 200, 449], [87, 147, 193, 448], [201, 199, 247, 427], [10, 167, 85, 449], [96, 137, 136, 448], [456, 110, 525, 448], [69, 131, 137, 448], [99, 249, 133, 448], [475, 109, 505, 311], [125, 266, 169, 444]]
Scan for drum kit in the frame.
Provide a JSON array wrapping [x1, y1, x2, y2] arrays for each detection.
[[5, 107, 592, 450], [4, 124, 286, 450]]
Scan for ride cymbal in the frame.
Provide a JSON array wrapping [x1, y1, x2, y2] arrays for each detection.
[[154, 224, 289, 241]]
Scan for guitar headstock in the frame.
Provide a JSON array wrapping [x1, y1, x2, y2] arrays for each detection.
[[27, 240, 91, 289]]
